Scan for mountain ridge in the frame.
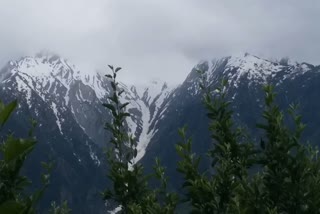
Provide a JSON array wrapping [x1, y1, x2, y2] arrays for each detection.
[[1, 52, 320, 213], [139, 52, 320, 192], [0, 53, 175, 213], [0, 52, 174, 162]]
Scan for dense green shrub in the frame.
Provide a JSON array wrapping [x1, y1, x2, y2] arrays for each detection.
[[0, 100, 53, 213], [176, 77, 320, 214]]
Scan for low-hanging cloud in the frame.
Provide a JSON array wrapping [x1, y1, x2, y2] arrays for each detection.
[[0, 0, 319, 84]]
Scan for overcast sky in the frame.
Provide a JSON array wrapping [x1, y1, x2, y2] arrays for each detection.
[[0, 0, 319, 84]]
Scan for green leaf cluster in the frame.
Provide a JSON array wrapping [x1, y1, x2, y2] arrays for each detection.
[[49, 201, 71, 214], [176, 75, 320, 213], [103, 66, 178, 214], [0, 100, 54, 213]]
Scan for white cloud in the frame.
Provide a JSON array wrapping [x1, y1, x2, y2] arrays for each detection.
[[0, 0, 320, 84]]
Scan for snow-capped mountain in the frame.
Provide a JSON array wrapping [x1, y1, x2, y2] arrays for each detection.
[[0, 53, 174, 213], [2, 52, 320, 213], [140, 53, 320, 189], [183, 53, 315, 97], [0, 52, 173, 155]]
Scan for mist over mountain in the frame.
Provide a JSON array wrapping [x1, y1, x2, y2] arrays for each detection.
[[1, 52, 320, 213]]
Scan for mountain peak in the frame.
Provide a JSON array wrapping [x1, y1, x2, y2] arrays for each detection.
[[9, 53, 101, 83], [1, 53, 111, 100], [187, 53, 316, 92]]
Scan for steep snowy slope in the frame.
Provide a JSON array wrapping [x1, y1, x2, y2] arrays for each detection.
[[120, 80, 174, 163], [0, 53, 174, 213], [1, 53, 111, 146], [141, 53, 320, 189], [0, 53, 174, 157], [183, 53, 315, 97]]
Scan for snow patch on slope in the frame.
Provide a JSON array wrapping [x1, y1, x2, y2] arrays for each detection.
[[223, 54, 283, 86], [51, 102, 63, 134], [120, 80, 174, 163], [132, 100, 156, 163], [15, 75, 32, 106]]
